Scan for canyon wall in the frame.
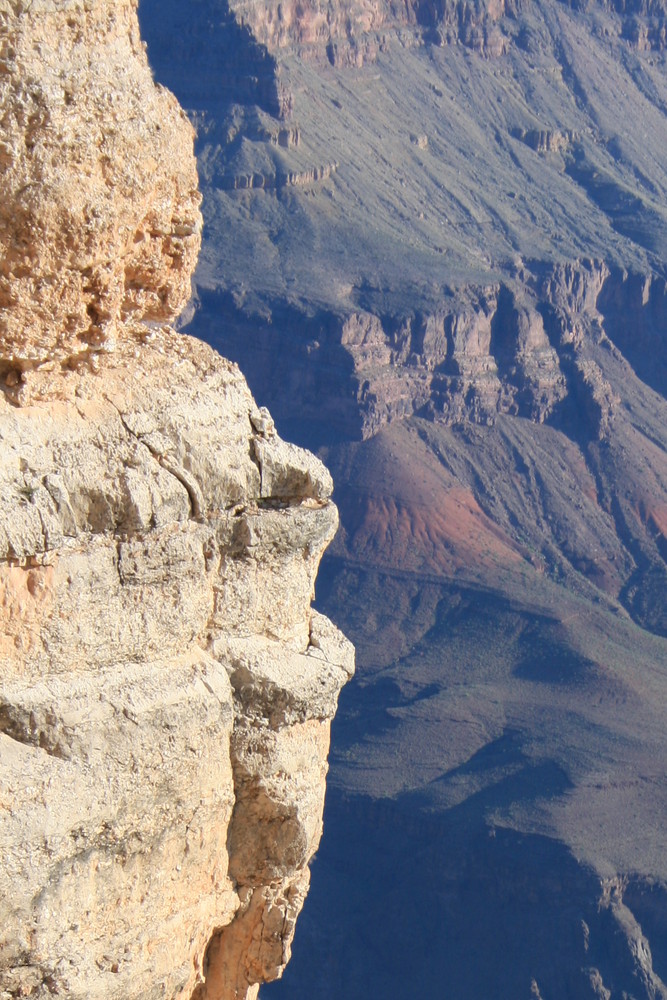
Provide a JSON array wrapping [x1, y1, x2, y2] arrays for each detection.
[[0, 3, 353, 999], [191, 261, 666, 449], [139, 0, 667, 445], [136, 0, 667, 996], [193, 262, 667, 442]]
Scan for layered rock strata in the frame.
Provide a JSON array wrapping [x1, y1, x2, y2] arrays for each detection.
[[0, 332, 353, 1000], [138, 0, 667, 443], [0, 3, 353, 999], [194, 261, 664, 443]]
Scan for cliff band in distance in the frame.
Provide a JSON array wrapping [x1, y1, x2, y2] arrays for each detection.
[[0, 3, 354, 999]]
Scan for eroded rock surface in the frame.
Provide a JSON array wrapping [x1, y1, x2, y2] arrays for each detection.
[[0, 332, 353, 1000], [0, 0, 201, 369], [0, 3, 353, 999]]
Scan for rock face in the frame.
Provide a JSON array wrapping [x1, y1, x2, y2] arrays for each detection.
[[191, 262, 667, 443], [0, 0, 201, 369], [0, 332, 353, 1000], [139, 0, 667, 442], [0, 3, 353, 1000]]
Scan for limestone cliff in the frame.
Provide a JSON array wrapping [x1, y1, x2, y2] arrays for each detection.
[[0, 0, 201, 368], [0, 3, 353, 999]]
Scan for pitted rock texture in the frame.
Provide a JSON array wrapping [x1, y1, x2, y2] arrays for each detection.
[[0, 2, 353, 998], [0, 329, 354, 1000], [0, 0, 201, 370]]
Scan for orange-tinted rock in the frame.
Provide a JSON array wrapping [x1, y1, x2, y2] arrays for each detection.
[[0, 0, 201, 370]]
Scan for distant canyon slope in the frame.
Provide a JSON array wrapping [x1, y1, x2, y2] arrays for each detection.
[[139, 1, 667, 997]]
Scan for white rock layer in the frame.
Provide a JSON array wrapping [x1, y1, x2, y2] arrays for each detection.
[[0, 329, 354, 1000]]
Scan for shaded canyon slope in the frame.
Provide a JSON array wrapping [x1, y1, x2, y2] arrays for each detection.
[[137, 0, 667, 997]]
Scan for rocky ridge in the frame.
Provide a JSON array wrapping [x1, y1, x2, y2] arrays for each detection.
[[0, 3, 353, 999]]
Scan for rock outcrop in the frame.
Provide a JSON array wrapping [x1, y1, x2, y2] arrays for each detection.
[[193, 262, 654, 442], [0, 0, 202, 370], [0, 3, 353, 999]]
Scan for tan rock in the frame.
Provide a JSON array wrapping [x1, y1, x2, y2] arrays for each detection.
[[0, 0, 201, 370], [0, 333, 354, 1000], [0, 1, 354, 998], [0, 650, 238, 1000]]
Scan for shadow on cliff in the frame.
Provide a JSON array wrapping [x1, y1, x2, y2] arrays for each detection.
[[138, 0, 284, 121], [183, 289, 365, 448], [263, 784, 654, 1000]]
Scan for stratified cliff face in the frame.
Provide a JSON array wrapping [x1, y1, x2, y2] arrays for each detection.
[[0, 332, 353, 1000], [190, 262, 667, 443], [140, 0, 667, 441], [0, 4, 353, 999]]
